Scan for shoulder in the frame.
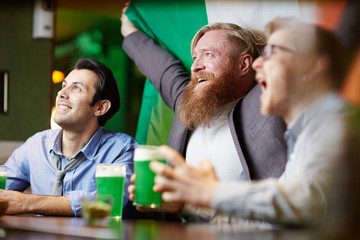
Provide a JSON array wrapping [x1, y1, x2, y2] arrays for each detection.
[[9, 129, 60, 159], [24, 129, 60, 144], [233, 84, 286, 133], [99, 129, 138, 150]]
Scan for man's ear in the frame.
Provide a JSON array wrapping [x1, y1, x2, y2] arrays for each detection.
[[238, 54, 253, 77], [94, 100, 111, 117], [302, 55, 329, 82]]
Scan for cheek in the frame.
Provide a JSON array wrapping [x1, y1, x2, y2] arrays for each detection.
[[207, 60, 225, 76], [265, 62, 290, 89]]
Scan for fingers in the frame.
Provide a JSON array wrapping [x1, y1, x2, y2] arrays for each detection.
[[199, 159, 217, 177], [159, 145, 186, 167], [128, 184, 135, 201], [153, 175, 177, 193], [122, 1, 130, 15], [130, 173, 136, 183], [162, 191, 184, 203], [150, 161, 175, 178], [154, 176, 186, 203]]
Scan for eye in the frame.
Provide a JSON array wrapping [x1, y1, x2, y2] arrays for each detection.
[[72, 85, 80, 91], [205, 52, 213, 57]]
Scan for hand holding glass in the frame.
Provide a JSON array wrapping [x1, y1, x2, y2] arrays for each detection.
[[133, 145, 166, 208]]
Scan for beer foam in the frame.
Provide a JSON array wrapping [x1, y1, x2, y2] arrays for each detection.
[[96, 164, 126, 177], [134, 145, 163, 161]]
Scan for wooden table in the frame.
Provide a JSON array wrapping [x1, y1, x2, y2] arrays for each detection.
[[0, 215, 324, 240]]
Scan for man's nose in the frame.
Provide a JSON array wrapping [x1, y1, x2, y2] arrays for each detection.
[[57, 87, 68, 99], [191, 58, 205, 73], [252, 56, 263, 71]]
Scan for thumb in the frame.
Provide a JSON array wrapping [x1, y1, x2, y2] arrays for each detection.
[[199, 159, 214, 172]]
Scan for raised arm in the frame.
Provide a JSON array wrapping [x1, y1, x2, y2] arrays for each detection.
[[121, 8, 190, 110]]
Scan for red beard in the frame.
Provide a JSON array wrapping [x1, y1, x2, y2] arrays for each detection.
[[178, 68, 238, 130]]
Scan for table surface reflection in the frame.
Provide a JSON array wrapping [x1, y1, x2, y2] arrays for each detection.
[[0, 215, 322, 240]]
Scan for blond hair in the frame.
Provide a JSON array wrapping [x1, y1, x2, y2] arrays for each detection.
[[191, 22, 266, 60], [265, 17, 346, 89]]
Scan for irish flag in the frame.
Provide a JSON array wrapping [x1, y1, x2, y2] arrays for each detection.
[[125, 0, 348, 145]]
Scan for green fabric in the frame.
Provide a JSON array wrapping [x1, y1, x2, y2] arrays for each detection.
[[126, 0, 208, 145]]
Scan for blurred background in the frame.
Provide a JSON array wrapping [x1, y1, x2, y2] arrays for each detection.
[[0, 0, 358, 163], [0, 0, 141, 162]]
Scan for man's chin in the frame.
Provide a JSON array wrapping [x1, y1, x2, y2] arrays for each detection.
[[194, 81, 211, 92]]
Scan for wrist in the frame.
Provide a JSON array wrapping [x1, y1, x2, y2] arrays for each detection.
[[199, 182, 218, 208], [123, 28, 139, 38]]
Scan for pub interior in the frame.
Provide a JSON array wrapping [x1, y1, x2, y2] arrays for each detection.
[[0, 0, 359, 239]]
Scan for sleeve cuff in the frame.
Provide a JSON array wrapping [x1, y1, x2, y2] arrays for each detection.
[[66, 190, 96, 217]]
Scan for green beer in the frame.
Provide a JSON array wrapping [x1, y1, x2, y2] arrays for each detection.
[[0, 166, 6, 190], [96, 164, 126, 218], [134, 145, 166, 208]]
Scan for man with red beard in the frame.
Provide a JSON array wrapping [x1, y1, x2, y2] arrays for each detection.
[[121, 6, 287, 221], [149, 18, 353, 226]]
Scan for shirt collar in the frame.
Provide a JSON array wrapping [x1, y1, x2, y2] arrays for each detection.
[[285, 92, 339, 152], [50, 127, 104, 162], [52, 129, 63, 156], [81, 127, 103, 162]]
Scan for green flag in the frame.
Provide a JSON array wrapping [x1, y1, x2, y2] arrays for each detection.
[[125, 0, 299, 145], [126, 0, 208, 145]]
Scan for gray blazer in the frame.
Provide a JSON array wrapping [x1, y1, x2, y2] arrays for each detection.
[[123, 31, 287, 180]]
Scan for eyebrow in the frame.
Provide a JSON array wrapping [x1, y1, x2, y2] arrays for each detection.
[[193, 47, 218, 56], [62, 80, 85, 87]]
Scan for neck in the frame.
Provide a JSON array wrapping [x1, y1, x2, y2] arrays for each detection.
[[284, 87, 333, 125], [61, 124, 99, 160]]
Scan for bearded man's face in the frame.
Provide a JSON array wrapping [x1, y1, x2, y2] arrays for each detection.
[[178, 30, 241, 130]]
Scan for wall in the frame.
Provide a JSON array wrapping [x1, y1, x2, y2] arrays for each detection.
[[0, 1, 53, 141]]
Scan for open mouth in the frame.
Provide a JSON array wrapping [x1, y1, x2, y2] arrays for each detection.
[[259, 81, 267, 89], [255, 75, 267, 90], [197, 78, 207, 84]]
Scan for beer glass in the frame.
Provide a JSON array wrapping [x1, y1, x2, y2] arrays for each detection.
[[0, 165, 6, 190], [96, 163, 126, 219], [133, 145, 166, 208]]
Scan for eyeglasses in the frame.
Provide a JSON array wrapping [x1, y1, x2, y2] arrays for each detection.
[[261, 44, 295, 61]]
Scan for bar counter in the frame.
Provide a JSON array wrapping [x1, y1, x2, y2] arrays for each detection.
[[0, 215, 330, 240]]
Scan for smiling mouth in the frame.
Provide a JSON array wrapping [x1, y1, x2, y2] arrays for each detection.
[[197, 78, 207, 83], [58, 104, 71, 110]]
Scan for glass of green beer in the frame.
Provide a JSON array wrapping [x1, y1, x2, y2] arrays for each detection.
[[0, 165, 6, 190], [133, 145, 166, 208], [96, 163, 126, 219]]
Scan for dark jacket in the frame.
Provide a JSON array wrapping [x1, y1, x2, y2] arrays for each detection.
[[123, 30, 287, 180]]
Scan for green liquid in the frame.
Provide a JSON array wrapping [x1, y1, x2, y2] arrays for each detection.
[[96, 176, 125, 218], [0, 176, 6, 190], [134, 160, 166, 208]]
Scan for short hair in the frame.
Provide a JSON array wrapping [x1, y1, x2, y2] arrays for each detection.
[[191, 22, 266, 60], [265, 17, 346, 89], [74, 58, 120, 126]]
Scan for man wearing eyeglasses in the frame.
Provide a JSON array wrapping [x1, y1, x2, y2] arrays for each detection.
[[150, 17, 352, 226]]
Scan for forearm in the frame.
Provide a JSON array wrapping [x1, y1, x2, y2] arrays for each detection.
[[212, 179, 326, 225], [3, 191, 73, 216], [122, 31, 190, 108]]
